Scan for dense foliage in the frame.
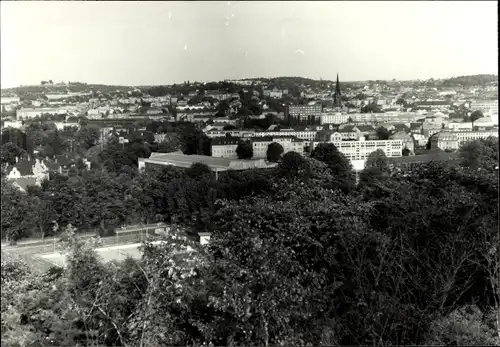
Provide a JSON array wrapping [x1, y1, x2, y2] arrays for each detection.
[[1, 138, 499, 346]]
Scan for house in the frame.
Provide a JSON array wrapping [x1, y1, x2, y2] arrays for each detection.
[[411, 134, 427, 147], [198, 232, 211, 245], [53, 154, 91, 173], [337, 125, 361, 140], [429, 132, 459, 151], [4, 157, 60, 191], [355, 125, 377, 139]]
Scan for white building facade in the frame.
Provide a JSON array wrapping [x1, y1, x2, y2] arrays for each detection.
[[311, 133, 403, 162]]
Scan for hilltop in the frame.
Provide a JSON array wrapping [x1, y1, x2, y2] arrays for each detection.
[[2, 74, 497, 96]]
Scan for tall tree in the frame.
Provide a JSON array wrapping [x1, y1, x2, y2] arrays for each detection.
[[311, 143, 355, 192], [266, 142, 284, 162], [470, 110, 484, 127], [1, 142, 27, 165], [236, 140, 253, 159]]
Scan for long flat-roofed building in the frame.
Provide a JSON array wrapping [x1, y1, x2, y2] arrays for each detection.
[[138, 152, 277, 173]]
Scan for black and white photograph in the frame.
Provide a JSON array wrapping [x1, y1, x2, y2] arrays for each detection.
[[1, 1, 499, 346]]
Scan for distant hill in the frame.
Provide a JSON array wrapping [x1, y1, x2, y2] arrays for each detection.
[[440, 74, 498, 87], [1, 83, 137, 95]]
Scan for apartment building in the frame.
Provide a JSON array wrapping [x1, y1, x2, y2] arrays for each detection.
[[390, 131, 415, 153], [446, 122, 473, 131], [211, 137, 239, 159], [211, 135, 306, 159], [286, 104, 322, 120], [429, 132, 459, 151], [470, 100, 498, 117], [16, 107, 67, 119], [254, 129, 319, 142], [205, 130, 255, 139], [451, 130, 498, 146], [252, 136, 305, 158], [311, 134, 403, 161], [320, 113, 349, 125]]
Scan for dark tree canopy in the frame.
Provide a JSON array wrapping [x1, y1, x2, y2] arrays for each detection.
[[266, 142, 284, 162], [186, 162, 212, 179], [236, 140, 253, 159]]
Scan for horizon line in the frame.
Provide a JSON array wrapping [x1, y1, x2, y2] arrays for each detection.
[[1, 73, 498, 90]]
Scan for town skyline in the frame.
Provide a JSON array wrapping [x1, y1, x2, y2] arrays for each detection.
[[1, 1, 497, 88]]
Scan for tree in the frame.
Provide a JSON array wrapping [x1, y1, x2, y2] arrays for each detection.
[[425, 305, 500, 346], [470, 110, 484, 126], [186, 162, 212, 179], [311, 143, 355, 192], [278, 151, 309, 178], [178, 125, 211, 156], [359, 150, 391, 187], [76, 125, 101, 150], [236, 140, 253, 159], [458, 137, 498, 170], [1, 179, 38, 243], [266, 142, 284, 162], [1, 142, 27, 165], [361, 103, 383, 114], [365, 149, 389, 172], [156, 133, 182, 153], [48, 128, 65, 155], [376, 126, 391, 140]]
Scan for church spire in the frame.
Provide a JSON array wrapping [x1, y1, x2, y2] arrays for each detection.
[[334, 73, 342, 108]]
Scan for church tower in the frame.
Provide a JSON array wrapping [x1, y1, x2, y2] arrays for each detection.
[[334, 73, 342, 108]]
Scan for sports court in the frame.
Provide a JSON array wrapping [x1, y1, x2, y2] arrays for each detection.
[[38, 241, 165, 268]]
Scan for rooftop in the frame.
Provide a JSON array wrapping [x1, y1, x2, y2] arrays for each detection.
[[144, 152, 277, 171]]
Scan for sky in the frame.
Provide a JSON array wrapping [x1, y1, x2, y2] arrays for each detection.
[[1, 1, 498, 88]]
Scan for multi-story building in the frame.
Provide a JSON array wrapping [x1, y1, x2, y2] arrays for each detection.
[[16, 107, 67, 119], [429, 132, 459, 151], [211, 136, 306, 159], [320, 113, 349, 125], [285, 104, 322, 123], [252, 136, 305, 158], [211, 137, 240, 159], [446, 122, 473, 131], [254, 128, 319, 142], [451, 130, 498, 146], [416, 100, 451, 111], [390, 131, 415, 154], [470, 100, 498, 117], [311, 134, 403, 161]]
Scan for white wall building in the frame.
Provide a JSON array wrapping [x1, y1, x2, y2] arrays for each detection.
[[252, 136, 305, 158], [16, 108, 68, 119], [320, 113, 349, 125], [446, 122, 473, 131], [470, 100, 498, 117], [311, 134, 403, 162], [451, 130, 498, 146]]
